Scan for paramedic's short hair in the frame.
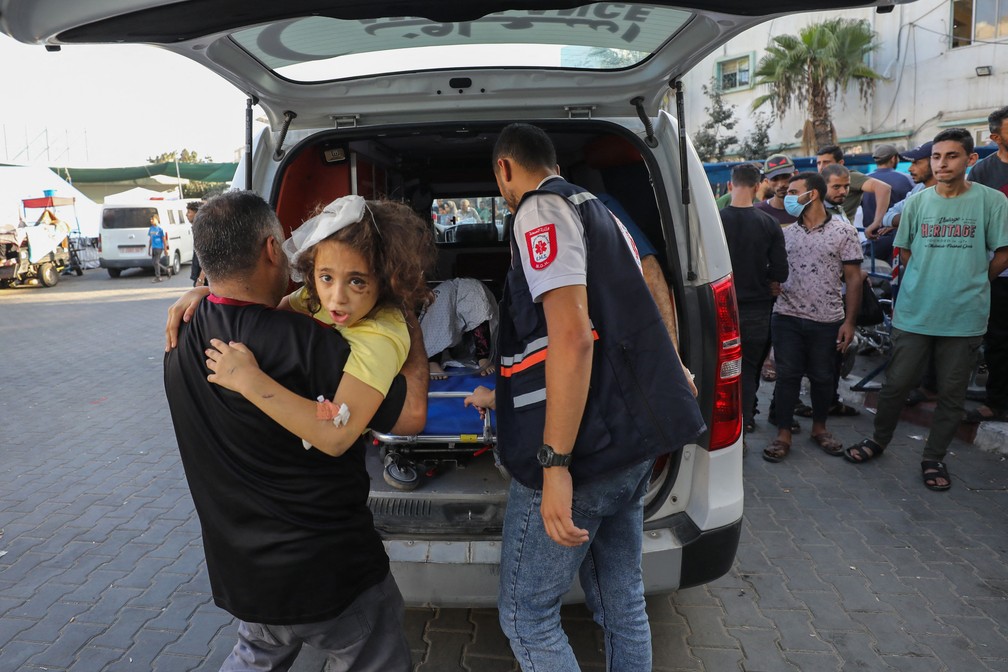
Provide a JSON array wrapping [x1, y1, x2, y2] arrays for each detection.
[[820, 164, 850, 182], [186, 201, 201, 213], [493, 123, 557, 172], [730, 163, 762, 188], [194, 191, 283, 281]]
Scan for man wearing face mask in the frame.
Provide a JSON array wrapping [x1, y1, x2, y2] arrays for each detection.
[[762, 172, 863, 463]]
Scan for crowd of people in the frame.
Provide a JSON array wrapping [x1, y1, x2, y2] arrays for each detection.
[[151, 102, 1008, 669], [719, 105, 1008, 493]]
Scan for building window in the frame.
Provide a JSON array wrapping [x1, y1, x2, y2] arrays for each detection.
[[715, 55, 752, 92], [952, 0, 1008, 47], [972, 126, 992, 148]]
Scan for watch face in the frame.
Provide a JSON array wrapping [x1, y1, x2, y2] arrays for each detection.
[[537, 445, 569, 467]]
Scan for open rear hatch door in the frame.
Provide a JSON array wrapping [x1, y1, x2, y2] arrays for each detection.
[[1, 1, 909, 130]]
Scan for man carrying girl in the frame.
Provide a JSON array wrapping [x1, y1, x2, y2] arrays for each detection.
[[164, 191, 434, 671]]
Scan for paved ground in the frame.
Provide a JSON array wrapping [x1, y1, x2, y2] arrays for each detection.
[[1, 268, 1007, 671]]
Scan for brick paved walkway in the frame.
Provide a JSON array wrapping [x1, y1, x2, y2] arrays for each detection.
[[1, 270, 1006, 671]]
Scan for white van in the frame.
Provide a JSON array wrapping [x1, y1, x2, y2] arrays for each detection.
[[98, 202, 194, 278], [6, 0, 906, 605]]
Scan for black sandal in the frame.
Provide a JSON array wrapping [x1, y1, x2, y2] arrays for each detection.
[[762, 439, 791, 463], [921, 461, 951, 491], [844, 438, 885, 464], [794, 403, 814, 418]]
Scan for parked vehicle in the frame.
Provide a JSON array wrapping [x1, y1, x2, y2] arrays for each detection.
[[0, 196, 76, 288], [2, 0, 911, 604], [98, 201, 194, 278]]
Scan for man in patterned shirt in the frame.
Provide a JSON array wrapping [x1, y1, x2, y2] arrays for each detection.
[[763, 171, 863, 462]]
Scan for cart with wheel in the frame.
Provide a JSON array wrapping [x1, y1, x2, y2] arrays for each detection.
[[0, 195, 80, 287], [370, 373, 503, 491]]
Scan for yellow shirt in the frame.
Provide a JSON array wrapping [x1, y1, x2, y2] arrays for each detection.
[[288, 287, 408, 396]]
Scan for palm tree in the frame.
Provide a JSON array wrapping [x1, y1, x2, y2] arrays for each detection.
[[751, 18, 883, 154]]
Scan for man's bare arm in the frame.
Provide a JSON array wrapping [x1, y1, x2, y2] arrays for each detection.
[[641, 255, 679, 350], [862, 178, 892, 230], [990, 247, 1008, 281], [540, 284, 594, 547], [641, 255, 696, 397], [387, 310, 429, 435]]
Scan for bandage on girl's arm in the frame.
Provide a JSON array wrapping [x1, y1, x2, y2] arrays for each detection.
[[235, 367, 386, 457]]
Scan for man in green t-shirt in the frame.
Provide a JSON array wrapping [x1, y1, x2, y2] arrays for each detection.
[[844, 128, 1008, 491], [816, 145, 892, 235]]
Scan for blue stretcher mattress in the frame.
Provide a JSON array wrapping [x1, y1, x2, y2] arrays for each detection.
[[424, 373, 496, 437]]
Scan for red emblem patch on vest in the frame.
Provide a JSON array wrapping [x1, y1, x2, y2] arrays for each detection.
[[525, 224, 557, 270]]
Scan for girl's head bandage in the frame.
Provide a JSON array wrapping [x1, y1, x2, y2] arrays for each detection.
[[283, 195, 367, 281]]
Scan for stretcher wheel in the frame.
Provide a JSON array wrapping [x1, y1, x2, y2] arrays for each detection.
[[384, 462, 420, 491]]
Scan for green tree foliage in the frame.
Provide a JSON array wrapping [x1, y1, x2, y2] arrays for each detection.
[[737, 112, 773, 160], [693, 80, 738, 162], [147, 148, 213, 164], [184, 181, 226, 200], [147, 149, 220, 198], [751, 18, 883, 153]]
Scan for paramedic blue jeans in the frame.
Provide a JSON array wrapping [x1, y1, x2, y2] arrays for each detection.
[[498, 459, 653, 672]]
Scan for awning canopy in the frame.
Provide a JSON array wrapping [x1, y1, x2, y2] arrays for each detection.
[[51, 162, 237, 184]]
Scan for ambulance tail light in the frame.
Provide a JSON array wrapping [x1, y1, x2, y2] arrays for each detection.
[[709, 274, 742, 451], [97, 233, 102, 253]]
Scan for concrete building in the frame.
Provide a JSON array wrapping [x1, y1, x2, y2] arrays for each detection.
[[681, 1, 1006, 158]]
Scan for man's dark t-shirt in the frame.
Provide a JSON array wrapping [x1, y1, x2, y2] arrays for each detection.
[[720, 205, 789, 305], [970, 153, 1008, 196], [754, 199, 797, 225], [164, 295, 406, 625]]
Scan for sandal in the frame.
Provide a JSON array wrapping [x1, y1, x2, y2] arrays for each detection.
[[810, 432, 844, 456], [921, 460, 951, 491], [828, 402, 860, 417], [844, 438, 885, 464], [963, 406, 1008, 423], [761, 364, 776, 382], [794, 403, 814, 418], [744, 421, 756, 433], [762, 439, 791, 463]]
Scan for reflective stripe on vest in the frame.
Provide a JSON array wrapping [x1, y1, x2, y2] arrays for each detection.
[[499, 329, 599, 379]]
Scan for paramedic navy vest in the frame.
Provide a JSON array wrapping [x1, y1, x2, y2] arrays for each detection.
[[496, 177, 706, 489]]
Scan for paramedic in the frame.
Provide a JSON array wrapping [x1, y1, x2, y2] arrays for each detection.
[[491, 123, 705, 671]]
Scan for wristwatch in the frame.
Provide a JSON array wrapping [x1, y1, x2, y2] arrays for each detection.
[[537, 444, 572, 468]]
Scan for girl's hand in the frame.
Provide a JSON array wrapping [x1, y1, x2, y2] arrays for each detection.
[[205, 339, 261, 394]]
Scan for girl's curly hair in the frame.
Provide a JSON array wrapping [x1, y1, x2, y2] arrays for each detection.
[[295, 199, 436, 317]]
